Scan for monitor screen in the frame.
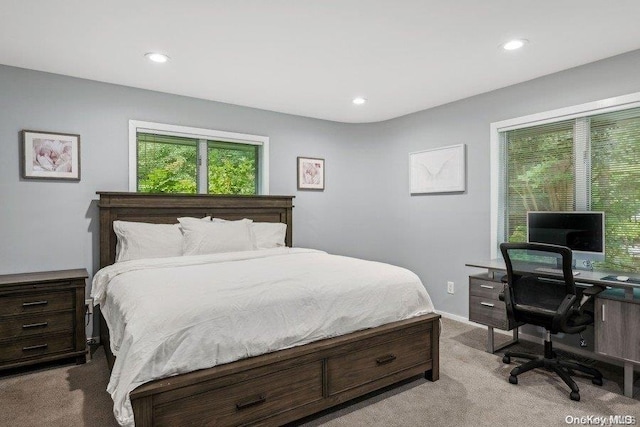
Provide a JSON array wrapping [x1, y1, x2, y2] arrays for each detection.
[[527, 211, 605, 261]]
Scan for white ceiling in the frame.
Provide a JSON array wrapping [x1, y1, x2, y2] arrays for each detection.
[[2, 1, 640, 123]]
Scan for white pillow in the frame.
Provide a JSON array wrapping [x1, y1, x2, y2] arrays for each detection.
[[113, 221, 183, 262], [211, 218, 286, 249], [252, 222, 287, 249], [177, 216, 211, 228], [211, 218, 248, 223], [178, 218, 254, 255]]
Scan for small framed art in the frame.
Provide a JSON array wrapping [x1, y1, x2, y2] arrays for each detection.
[[409, 144, 465, 194], [297, 157, 325, 191], [21, 130, 81, 181]]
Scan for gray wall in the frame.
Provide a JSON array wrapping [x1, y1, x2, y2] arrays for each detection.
[[0, 65, 365, 278], [2, 49, 640, 338], [372, 49, 640, 318]]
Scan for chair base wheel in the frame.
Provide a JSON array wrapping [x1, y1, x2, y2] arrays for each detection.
[[509, 375, 518, 385], [502, 355, 511, 364], [592, 377, 603, 386], [570, 391, 580, 401]]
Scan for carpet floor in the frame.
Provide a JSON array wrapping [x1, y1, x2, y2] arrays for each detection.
[[1, 318, 638, 427]]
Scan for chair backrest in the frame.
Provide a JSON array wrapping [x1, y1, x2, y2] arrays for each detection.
[[499, 242, 576, 331]]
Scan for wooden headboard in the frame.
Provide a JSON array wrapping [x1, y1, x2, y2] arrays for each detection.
[[97, 192, 294, 268]]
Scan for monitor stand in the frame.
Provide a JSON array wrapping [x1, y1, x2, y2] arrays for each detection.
[[573, 258, 594, 271]]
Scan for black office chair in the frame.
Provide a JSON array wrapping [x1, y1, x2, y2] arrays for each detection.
[[499, 242, 605, 401]]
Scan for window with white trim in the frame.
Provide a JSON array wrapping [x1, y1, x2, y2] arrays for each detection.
[[492, 97, 640, 273], [129, 121, 269, 195]]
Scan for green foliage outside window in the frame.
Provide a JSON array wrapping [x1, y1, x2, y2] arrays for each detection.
[[136, 133, 258, 195], [591, 116, 640, 271], [504, 111, 640, 272], [208, 145, 257, 195], [506, 123, 574, 243], [137, 139, 197, 193]]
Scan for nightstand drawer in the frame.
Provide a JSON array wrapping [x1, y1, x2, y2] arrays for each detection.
[[0, 334, 74, 363], [0, 290, 74, 316], [0, 269, 87, 371], [469, 277, 503, 300], [0, 312, 74, 339], [469, 296, 507, 329]]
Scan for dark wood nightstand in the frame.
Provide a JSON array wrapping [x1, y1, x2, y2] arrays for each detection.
[[0, 269, 88, 370]]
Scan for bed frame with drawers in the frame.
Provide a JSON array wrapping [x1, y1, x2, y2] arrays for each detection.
[[97, 192, 440, 426]]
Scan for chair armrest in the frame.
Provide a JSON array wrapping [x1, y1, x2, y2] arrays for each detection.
[[582, 285, 606, 297], [553, 294, 577, 333], [498, 275, 511, 301], [578, 285, 606, 309]]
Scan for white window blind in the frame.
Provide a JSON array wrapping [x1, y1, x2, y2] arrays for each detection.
[[590, 107, 640, 271], [498, 107, 640, 272], [503, 120, 575, 243]]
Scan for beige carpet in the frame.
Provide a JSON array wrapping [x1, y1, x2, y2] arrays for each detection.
[[1, 318, 638, 427]]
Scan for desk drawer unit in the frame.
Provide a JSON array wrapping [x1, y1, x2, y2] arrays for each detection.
[[0, 269, 88, 370], [469, 274, 509, 330], [595, 296, 640, 363]]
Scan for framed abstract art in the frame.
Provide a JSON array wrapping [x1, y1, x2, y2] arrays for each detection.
[[409, 144, 465, 194]]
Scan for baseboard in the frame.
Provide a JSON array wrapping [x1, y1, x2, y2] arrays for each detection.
[[436, 310, 512, 336]]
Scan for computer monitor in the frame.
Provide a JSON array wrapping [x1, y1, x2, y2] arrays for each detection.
[[527, 211, 605, 265]]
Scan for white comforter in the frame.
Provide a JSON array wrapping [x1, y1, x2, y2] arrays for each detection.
[[92, 247, 434, 427]]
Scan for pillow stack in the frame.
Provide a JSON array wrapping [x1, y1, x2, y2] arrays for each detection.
[[178, 218, 254, 256], [113, 217, 287, 262]]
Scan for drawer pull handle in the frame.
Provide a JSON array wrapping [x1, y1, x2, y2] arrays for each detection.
[[22, 300, 48, 307], [480, 302, 495, 307], [480, 284, 494, 289], [22, 344, 48, 351], [22, 322, 48, 329], [235, 395, 266, 410], [376, 354, 397, 365]]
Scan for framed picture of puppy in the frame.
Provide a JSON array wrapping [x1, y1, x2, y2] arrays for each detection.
[[21, 130, 81, 181]]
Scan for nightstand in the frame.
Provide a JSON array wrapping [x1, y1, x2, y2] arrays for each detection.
[[0, 269, 88, 370]]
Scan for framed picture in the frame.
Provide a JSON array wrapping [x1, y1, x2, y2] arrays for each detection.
[[409, 144, 465, 194], [297, 157, 325, 191], [21, 130, 81, 181]]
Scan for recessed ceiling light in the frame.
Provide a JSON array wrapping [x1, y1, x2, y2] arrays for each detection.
[[352, 97, 367, 105], [502, 39, 528, 51], [145, 52, 170, 63]]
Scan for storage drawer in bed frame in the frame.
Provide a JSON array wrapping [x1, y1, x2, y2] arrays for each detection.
[[127, 313, 440, 427]]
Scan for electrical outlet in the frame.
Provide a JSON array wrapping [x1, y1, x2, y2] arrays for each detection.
[[447, 281, 454, 294]]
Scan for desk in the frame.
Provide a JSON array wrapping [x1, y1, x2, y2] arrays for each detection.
[[466, 259, 639, 398]]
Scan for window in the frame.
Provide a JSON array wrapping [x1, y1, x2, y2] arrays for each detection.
[[129, 121, 268, 195], [491, 94, 640, 272]]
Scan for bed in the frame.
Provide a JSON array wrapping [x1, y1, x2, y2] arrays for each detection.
[[95, 191, 440, 427]]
